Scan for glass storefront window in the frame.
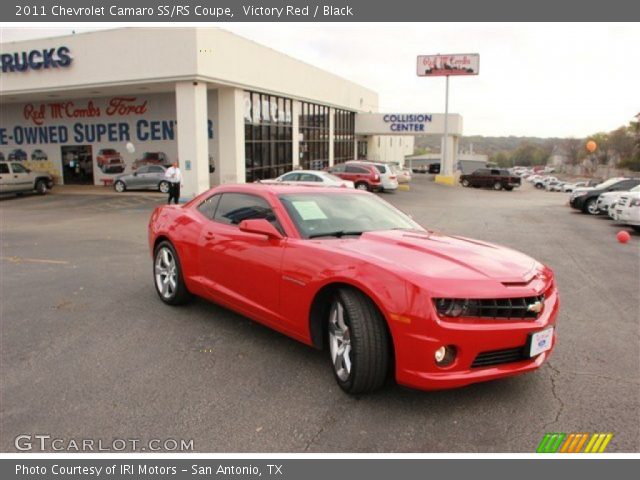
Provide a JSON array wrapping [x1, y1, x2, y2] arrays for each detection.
[[334, 109, 355, 164], [299, 102, 329, 170], [244, 91, 293, 182]]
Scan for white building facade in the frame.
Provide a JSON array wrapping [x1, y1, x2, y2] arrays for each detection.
[[0, 28, 412, 198]]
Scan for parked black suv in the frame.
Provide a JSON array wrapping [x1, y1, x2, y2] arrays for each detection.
[[569, 177, 640, 215], [460, 168, 521, 191]]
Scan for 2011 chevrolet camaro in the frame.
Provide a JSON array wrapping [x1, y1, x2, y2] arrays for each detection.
[[148, 184, 558, 394]]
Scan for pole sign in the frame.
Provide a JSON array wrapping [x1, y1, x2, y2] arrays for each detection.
[[416, 53, 479, 76]]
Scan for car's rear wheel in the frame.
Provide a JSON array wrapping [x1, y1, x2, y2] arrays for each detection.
[[493, 181, 503, 191], [535, 183, 544, 189], [159, 181, 170, 194], [114, 180, 126, 193], [504, 186, 514, 191], [584, 198, 599, 215], [153, 241, 192, 305], [35, 179, 47, 195], [461, 179, 470, 187], [328, 288, 390, 394], [355, 182, 369, 191]]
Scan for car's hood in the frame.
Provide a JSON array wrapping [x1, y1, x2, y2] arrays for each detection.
[[333, 230, 538, 284]]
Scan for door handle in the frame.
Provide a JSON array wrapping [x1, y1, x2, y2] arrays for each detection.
[[204, 232, 215, 240]]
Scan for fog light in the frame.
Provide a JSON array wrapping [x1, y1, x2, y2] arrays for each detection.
[[434, 345, 457, 367]]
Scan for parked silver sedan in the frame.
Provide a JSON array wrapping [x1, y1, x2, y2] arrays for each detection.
[[114, 165, 170, 193]]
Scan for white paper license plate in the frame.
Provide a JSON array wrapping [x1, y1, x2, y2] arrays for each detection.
[[529, 327, 554, 357]]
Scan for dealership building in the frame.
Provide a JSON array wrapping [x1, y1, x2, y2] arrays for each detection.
[[1, 28, 465, 198]]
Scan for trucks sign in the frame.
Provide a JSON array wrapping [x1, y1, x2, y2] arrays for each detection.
[[417, 54, 479, 76]]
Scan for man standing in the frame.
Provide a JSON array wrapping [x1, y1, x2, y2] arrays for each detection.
[[164, 161, 182, 204]]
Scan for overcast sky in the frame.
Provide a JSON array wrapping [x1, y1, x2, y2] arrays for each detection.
[[1, 24, 638, 138]]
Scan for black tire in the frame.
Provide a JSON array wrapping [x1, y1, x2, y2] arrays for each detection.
[[461, 179, 470, 187], [159, 181, 170, 194], [583, 198, 599, 215], [355, 182, 370, 191], [504, 186, 514, 191], [493, 181, 503, 191], [535, 183, 544, 189], [328, 288, 390, 394], [632, 226, 640, 233], [114, 180, 126, 193], [153, 240, 192, 305], [35, 179, 47, 195]]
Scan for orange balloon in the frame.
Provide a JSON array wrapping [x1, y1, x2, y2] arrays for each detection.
[[586, 140, 597, 153]]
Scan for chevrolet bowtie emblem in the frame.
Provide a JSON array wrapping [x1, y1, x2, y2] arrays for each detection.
[[527, 301, 543, 313]]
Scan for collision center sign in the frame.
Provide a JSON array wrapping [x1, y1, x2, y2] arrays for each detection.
[[417, 53, 479, 76]]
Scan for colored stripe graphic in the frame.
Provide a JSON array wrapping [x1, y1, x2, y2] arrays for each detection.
[[537, 433, 613, 453]]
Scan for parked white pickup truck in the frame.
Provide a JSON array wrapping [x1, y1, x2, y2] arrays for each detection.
[[0, 161, 54, 196]]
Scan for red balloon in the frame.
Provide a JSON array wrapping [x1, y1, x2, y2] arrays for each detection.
[[617, 230, 631, 244]]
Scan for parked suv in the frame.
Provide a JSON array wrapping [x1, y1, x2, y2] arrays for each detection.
[[96, 149, 125, 174], [346, 161, 398, 191], [328, 163, 382, 191], [0, 161, 53, 195], [570, 177, 640, 215], [460, 168, 521, 190]]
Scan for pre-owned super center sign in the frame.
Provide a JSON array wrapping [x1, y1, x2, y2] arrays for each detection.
[[417, 54, 479, 76]]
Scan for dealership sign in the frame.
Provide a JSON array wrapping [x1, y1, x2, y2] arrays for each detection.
[[416, 53, 479, 76], [0, 46, 72, 73], [355, 113, 463, 136]]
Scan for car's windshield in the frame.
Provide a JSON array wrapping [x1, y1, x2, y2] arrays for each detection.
[[279, 192, 423, 239], [595, 178, 623, 189]]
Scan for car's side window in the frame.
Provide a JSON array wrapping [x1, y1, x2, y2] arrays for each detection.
[[0, 164, 9, 174], [300, 173, 321, 182], [11, 163, 27, 173], [149, 166, 164, 173], [214, 193, 284, 234], [197, 194, 221, 221], [331, 164, 345, 173], [137, 166, 149, 174], [281, 173, 299, 182]]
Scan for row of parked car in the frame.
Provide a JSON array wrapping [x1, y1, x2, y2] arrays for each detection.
[[568, 177, 640, 231], [0, 149, 48, 162], [259, 160, 412, 193]]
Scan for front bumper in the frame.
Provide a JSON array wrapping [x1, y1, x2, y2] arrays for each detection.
[[392, 284, 559, 390], [616, 208, 640, 226]]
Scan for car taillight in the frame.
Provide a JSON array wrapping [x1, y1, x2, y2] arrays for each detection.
[[390, 176, 397, 180], [374, 174, 379, 181]]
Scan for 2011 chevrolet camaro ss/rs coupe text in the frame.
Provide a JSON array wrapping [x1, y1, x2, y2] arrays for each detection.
[[148, 184, 558, 394]]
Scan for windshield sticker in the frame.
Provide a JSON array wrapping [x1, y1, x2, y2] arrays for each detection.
[[291, 201, 328, 221]]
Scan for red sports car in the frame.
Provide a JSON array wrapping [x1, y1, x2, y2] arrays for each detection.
[[148, 184, 558, 394]]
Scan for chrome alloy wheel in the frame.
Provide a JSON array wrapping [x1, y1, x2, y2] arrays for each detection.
[[329, 300, 352, 381], [155, 247, 177, 299]]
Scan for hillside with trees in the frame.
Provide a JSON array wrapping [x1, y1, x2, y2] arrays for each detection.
[[414, 114, 640, 171]]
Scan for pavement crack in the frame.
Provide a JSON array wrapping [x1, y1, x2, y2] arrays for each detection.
[[543, 363, 565, 430]]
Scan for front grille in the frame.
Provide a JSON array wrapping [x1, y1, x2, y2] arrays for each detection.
[[434, 295, 545, 320], [471, 347, 527, 368], [473, 295, 544, 319]]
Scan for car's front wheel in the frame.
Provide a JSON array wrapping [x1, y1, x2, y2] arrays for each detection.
[[35, 179, 48, 195], [355, 182, 369, 191], [461, 179, 470, 187], [493, 181, 503, 191], [114, 180, 126, 193], [584, 198, 599, 215], [153, 241, 192, 305], [328, 288, 390, 394]]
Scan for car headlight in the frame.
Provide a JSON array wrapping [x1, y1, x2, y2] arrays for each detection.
[[434, 299, 479, 317]]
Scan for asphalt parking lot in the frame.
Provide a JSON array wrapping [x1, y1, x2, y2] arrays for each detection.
[[1, 178, 638, 453]]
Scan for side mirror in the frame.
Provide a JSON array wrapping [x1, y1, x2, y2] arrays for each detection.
[[239, 219, 283, 239]]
